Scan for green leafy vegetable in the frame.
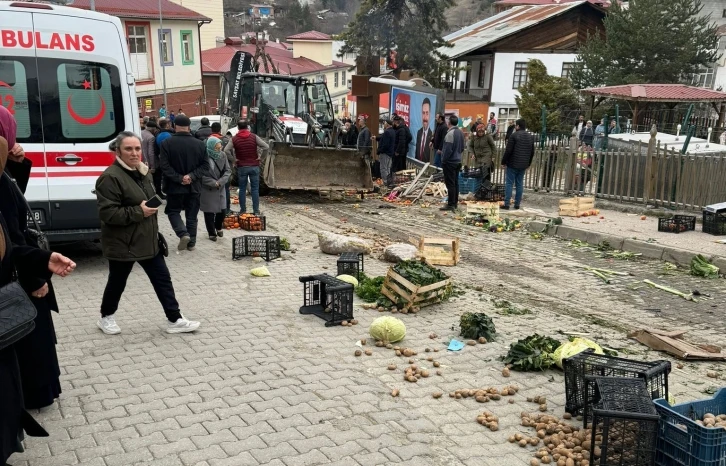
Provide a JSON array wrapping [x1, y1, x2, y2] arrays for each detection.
[[280, 238, 291, 251], [393, 259, 449, 286], [501, 334, 561, 371], [459, 312, 497, 340], [355, 275, 385, 302], [690, 254, 720, 278], [493, 299, 531, 316]]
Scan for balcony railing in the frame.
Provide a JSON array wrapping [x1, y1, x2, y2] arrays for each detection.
[[445, 87, 490, 102]]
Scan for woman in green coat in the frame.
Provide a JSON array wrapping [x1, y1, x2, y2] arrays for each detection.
[[467, 124, 497, 175], [95, 131, 200, 335]]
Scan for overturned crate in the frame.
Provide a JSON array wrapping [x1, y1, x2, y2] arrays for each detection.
[[417, 236, 460, 266], [465, 202, 500, 223], [559, 196, 595, 217], [381, 260, 452, 312]]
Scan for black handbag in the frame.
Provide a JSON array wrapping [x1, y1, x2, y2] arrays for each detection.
[[3, 173, 50, 251], [158, 232, 168, 257], [0, 277, 37, 351]]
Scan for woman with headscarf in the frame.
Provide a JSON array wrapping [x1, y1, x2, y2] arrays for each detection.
[[0, 129, 77, 465], [200, 136, 231, 241], [0, 105, 66, 410]]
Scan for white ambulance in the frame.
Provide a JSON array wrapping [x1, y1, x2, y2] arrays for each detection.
[[0, 1, 139, 241]]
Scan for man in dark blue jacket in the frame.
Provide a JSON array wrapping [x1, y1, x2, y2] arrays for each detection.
[[376, 119, 396, 186], [501, 118, 535, 210], [440, 115, 465, 211]]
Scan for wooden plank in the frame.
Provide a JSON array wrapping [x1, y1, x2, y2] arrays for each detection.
[[418, 278, 452, 294], [402, 163, 430, 196], [387, 269, 418, 294], [385, 280, 414, 302]]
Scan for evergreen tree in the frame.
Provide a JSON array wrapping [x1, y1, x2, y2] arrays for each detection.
[[515, 59, 579, 133], [339, 0, 455, 82], [572, 0, 720, 88]]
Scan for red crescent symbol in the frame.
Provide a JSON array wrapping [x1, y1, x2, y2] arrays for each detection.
[[66, 95, 106, 125], [0, 81, 11, 88]]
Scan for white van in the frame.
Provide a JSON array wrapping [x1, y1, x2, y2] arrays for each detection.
[[0, 1, 138, 241]]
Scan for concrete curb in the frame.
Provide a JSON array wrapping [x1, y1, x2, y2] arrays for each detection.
[[526, 220, 726, 269]]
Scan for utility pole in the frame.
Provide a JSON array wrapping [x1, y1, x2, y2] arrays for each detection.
[[90, 0, 95, 10], [158, 0, 168, 110]]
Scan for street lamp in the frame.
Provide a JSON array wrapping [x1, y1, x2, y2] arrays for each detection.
[[158, 0, 168, 110]]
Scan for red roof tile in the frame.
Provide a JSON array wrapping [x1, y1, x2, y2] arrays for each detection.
[[70, 0, 210, 22], [202, 43, 348, 76], [582, 84, 726, 102], [286, 31, 332, 41]]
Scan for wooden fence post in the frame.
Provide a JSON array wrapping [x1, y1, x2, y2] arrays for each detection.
[[643, 124, 658, 205], [565, 135, 578, 192]]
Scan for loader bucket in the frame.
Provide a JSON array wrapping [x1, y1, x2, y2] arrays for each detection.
[[263, 143, 374, 191]]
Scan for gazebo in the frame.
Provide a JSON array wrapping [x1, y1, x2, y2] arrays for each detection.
[[581, 84, 726, 131]]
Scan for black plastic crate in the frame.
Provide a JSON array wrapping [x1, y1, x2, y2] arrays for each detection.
[[337, 252, 364, 278], [239, 215, 266, 231], [299, 274, 354, 327], [657, 215, 695, 234], [476, 184, 505, 202], [564, 349, 670, 418], [590, 377, 660, 466], [232, 235, 281, 261], [462, 167, 484, 178], [703, 211, 726, 236]]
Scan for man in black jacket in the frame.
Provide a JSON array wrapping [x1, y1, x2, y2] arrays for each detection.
[[160, 115, 209, 251], [393, 116, 412, 173], [430, 113, 447, 168], [376, 119, 396, 186], [194, 117, 213, 141], [501, 118, 534, 210]]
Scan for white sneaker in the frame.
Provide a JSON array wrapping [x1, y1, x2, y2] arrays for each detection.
[[97, 316, 121, 335], [166, 315, 200, 334]]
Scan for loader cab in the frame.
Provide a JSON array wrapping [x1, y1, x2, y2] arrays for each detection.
[[305, 82, 334, 127]]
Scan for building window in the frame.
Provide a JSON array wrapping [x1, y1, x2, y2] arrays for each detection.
[[477, 61, 486, 88], [342, 70, 346, 85], [512, 62, 528, 89], [722, 8, 726, 17], [127, 24, 152, 81], [180, 30, 194, 65], [334, 72, 339, 87], [692, 67, 715, 89], [561, 62, 576, 79], [158, 29, 173, 66]]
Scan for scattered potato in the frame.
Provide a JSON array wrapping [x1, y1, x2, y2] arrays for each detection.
[[432, 392, 443, 399], [467, 340, 477, 346], [364, 349, 373, 356], [360, 338, 366, 345], [502, 367, 511, 377], [388, 364, 396, 370], [354, 350, 362, 356], [391, 389, 399, 397], [433, 361, 441, 368], [478, 337, 488, 344]]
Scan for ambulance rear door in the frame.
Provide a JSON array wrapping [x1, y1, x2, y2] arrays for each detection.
[[31, 11, 127, 233]]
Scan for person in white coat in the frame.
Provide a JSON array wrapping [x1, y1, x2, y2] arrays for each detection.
[[200, 137, 231, 241]]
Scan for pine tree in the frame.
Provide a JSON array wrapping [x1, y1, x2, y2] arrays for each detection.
[[515, 59, 579, 133], [339, 0, 455, 82], [572, 0, 720, 88]]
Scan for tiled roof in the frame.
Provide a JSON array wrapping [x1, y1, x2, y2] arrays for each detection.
[[581, 84, 726, 103], [440, 2, 589, 59], [495, 0, 610, 6], [70, 0, 211, 22], [202, 43, 348, 75], [286, 31, 332, 41]]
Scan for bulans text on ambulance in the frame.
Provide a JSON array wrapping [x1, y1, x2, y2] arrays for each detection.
[[1, 30, 95, 52]]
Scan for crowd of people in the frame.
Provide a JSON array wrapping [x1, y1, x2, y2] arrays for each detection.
[[0, 104, 286, 463]]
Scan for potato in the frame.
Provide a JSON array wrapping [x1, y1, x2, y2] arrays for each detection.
[[539, 404, 548, 412], [437, 370, 443, 376], [541, 456, 552, 464], [566, 459, 575, 466], [478, 337, 488, 344], [508, 435, 516, 443], [515, 433, 523, 441], [432, 392, 443, 399], [519, 439, 529, 447], [563, 413, 572, 420], [395, 350, 402, 356], [386, 343, 393, 349], [360, 339, 367, 345], [489, 422, 499, 431], [427, 356, 434, 362], [421, 370, 430, 378], [476, 396, 488, 403], [467, 340, 477, 346], [388, 364, 396, 370], [530, 438, 541, 446], [391, 389, 399, 397], [502, 389, 510, 396], [509, 399, 515, 404], [406, 375, 417, 383], [425, 347, 431, 352], [491, 394, 501, 401], [531, 459, 540, 466], [354, 350, 362, 356], [364, 349, 373, 356], [433, 361, 441, 368], [375, 340, 384, 347], [403, 348, 414, 357]]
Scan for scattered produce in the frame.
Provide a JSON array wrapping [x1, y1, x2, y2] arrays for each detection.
[[393, 259, 449, 287], [388, 364, 396, 370], [643, 279, 696, 301], [239, 213, 264, 231], [530, 232, 544, 240], [478, 337, 488, 344], [502, 367, 510, 377], [552, 338, 604, 369], [467, 340, 477, 346], [598, 250, 641, 260], [707, 371, 718, 379], [459, 312, 497, 340], [369, 316, 407, 343], [520, 412, 595, 466], [494, 299, 531, 316], [476, 411, 499, 431], [432, 392, 443, 399], [585, 267, 628, 284], [279, 237, 291, 251], [391, 389, 400, 397], [250, 266, 271, 277], [360, 338, 366, 345], [364, 349, 372, 356], [690, 254, 720, 278], [502, 334, 561, 371], [356, 275, 386, 302], [354, 350, 362, 357], [336, 274, 359, 287]]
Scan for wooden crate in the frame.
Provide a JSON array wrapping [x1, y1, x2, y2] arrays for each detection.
[[381, 266, 452, 312], [465, 202, 500, 222], [417, 236, 460, 266], [559, 196, 595, 217]]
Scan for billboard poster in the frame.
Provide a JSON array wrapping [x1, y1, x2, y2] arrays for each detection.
[[390, 87, 438, 163]]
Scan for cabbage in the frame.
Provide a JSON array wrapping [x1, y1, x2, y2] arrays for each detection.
[[336, 274, 359, 287], [553, 337, 604, 369], [250, 266, 271, 277], [369, 316, 406, 343]]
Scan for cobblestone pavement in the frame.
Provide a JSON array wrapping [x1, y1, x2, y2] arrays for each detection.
[[9, 191, 725, 466]]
